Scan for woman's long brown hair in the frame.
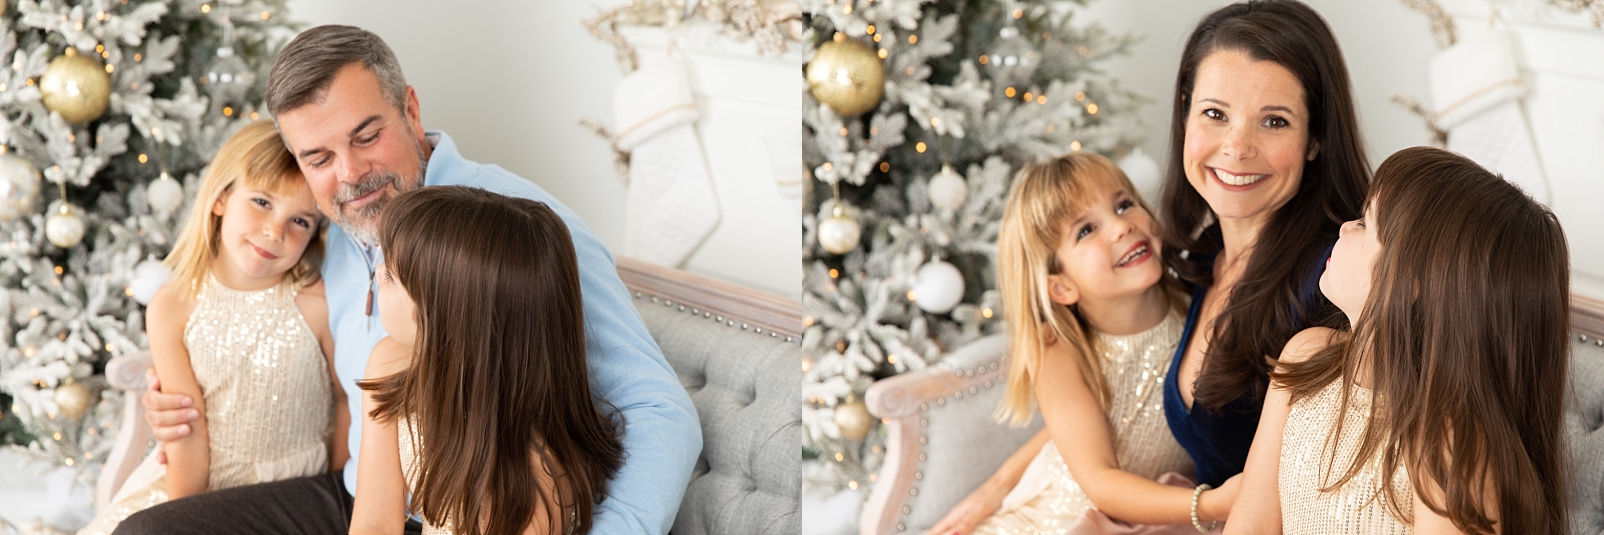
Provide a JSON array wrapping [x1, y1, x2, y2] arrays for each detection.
[[1277, 147, 1569, 534], [358, 186, 624, 535], [1161, 0, 1371, 412]]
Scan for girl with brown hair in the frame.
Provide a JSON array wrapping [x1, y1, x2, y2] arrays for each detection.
[[349, 186, 624, 535], [1228, 147, 1570, 534]]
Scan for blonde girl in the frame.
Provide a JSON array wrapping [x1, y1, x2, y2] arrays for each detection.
[[932, 153, 1231, 535], [79, 120, 338, 534], [1228, 147, 1569, 534]]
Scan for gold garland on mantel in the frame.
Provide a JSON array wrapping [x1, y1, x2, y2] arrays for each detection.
[[584, 0, 804, 73]]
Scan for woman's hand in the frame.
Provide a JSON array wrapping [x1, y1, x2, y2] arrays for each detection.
[[927, 481, 1008, 535], [1201, 473, 1242, 521]]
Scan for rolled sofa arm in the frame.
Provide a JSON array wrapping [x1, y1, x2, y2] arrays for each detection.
[[860, 335, 1043, 535], [96, 351, 153, 510]]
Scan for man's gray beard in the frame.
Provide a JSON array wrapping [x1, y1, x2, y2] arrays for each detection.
[[332, 141, 426, 247]]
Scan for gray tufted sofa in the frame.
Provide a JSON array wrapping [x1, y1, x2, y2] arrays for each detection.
[[97, 256, 801, 535], [864, 296, 1604, 535], [1570, 296, 1604, 535]]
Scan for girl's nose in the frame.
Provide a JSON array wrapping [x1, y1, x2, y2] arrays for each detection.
[[263, 219, 284, 241]]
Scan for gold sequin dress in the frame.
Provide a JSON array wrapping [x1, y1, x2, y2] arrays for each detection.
[[974, 311, 1194, 535], [398, 419, 576, 535], [1279, 380, 1412, 534], [78, 276, 332, 535]]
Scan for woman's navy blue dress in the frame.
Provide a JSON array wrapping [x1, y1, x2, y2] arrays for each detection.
[[1161, 245, 1333, 487]]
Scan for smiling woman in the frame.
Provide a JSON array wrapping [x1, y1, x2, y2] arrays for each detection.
[[1159, 0, 1371, 495]]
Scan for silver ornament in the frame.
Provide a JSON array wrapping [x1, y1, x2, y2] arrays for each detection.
[[204, 47, 255, 106], [0, 152, 41, 221], [45, 206, 85, 248], [927, 164, 969, 211], [913, 259, 965, 314], [817, 206, 862, 255], [147, 171, 184, 215], [982, 26, 1039, 91]]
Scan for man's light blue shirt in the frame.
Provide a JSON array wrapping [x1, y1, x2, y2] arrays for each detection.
[[323, 131, 700, 534]]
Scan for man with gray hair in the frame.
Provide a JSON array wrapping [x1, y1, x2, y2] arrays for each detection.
[[123, 25, 700, 534]]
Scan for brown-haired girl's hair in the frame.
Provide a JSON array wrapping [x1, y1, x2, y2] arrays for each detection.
[[1277, 147, 1569, 534], [164, 120, 322, 299], [358, 186, 624, 535], [996, 152, 1184, 425], [1160, 0, 1370, 411]]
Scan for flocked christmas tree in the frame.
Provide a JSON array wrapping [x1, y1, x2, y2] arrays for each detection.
[[0, 0, 296, 483], [800, 0, 1149, 492]]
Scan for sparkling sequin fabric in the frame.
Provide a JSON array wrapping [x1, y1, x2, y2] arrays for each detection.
[[78, 276, 331, 535], [398, 419, 576, 535], [1279, 380, 1413, 535], [973, 311, 1193, 535]]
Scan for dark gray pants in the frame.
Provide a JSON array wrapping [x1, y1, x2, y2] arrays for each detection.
[[111, 471, 423, 535]]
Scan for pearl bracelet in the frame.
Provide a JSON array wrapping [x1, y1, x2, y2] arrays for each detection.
[[1191, 483, 1218, 533]]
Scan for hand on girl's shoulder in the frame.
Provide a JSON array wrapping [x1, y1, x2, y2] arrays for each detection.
[[1279, 327, 1339, 366]]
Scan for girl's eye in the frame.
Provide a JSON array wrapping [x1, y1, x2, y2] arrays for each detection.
[[252, 197, 270, 208], [1263, 115, 1290, 128], [1115, 199, 1135, 214], [1076, 223, 1094, 241], [292, 217, 311, 229], [1202, 108, 1225, 121]]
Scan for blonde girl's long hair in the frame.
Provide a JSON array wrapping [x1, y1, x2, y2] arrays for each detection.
[[163, 120, 323, 300], [996, 152, 1181, 426]]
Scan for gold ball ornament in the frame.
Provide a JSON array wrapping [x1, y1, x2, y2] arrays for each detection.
[[806, 38, 885, 117], [45, 205, 86, 248], [834, 399, 875, 441], [0, 153, 41, 221], [53, 381, 93, 419], [817, 206, 861, 255], [40, 49, 112, 124]]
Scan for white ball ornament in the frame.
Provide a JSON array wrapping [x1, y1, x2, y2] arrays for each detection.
[[0, 152, 41, 221], [913, 259, 965, 314], [45, 205, 86, 249], [130, 257, 172, 305], [817, 206, 862, 255], [147, 171, 184, 215], [53, 381, 93, 419], [927, 164, 969, 211]]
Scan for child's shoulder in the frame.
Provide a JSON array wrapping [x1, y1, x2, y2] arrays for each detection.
[[1280, 327, 1340, 365], [365, 337, 411, 377], [146, 283, 200, 331]]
